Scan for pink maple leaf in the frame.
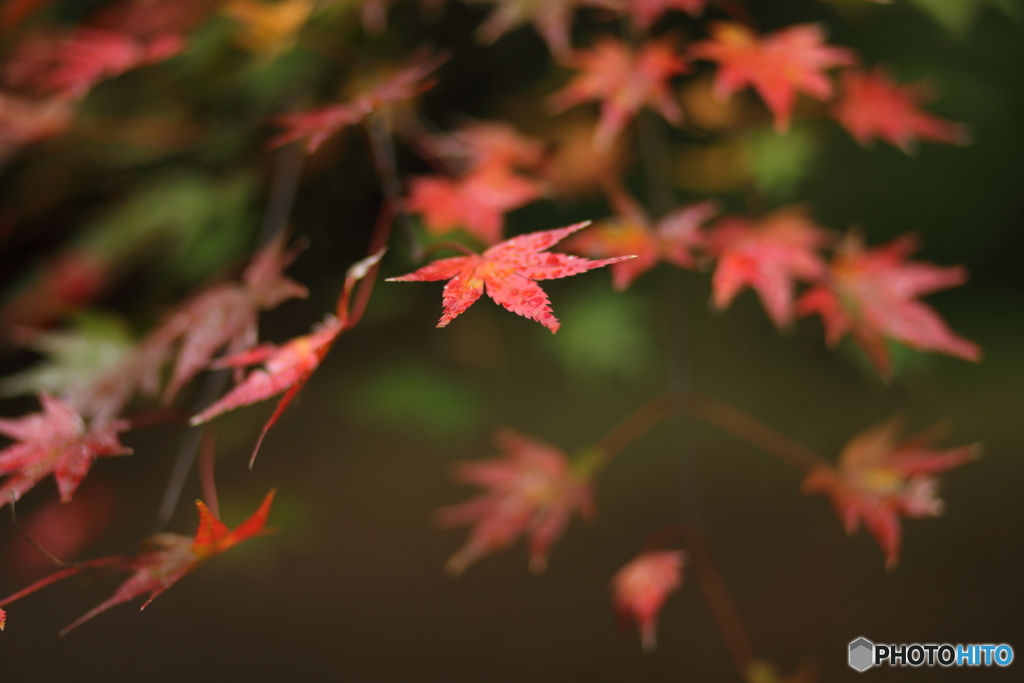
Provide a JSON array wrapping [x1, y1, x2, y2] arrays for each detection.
[[436, 428, 595, 574], [832, 67, 969, 151], [0, 393, 131, 507], [611, 550, 686, 650], [797, 233, 981, 376], [803, 418, 979, 569]]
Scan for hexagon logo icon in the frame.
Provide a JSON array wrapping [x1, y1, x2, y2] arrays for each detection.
[[849, 637, 875, 672]]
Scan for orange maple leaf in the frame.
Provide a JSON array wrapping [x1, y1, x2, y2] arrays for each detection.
[[611, 550, 686, 651], [270, 50, 449, 152], [436, 428, 595, 574], [387, 222, 634, 333], [563, 182, 717, 290], [690, 22, 856, 132], [706, 207, 831, 328], [797, 233, 980, 377], [550, 35, 688, 151], [803, 418, 979, 569], [832, 67, 970, 151], [0, 490, 275, 634], [0, 393, 131, 508]]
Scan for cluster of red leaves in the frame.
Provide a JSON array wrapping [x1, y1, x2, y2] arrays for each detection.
[[271, 51, 449, 152], [550, 35, 688, 151], [803, 418, 979, 568], [611, 550, 686, 650], [436, 428, 595, 574], [389, 222, 633, 333], [0, 490, 275, 634], [407, 121, 546, 244], [797, 233, 981, 377], [0, 393, 131, 509]]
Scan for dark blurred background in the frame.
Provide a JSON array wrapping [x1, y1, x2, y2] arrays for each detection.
[[0, 0, 1022, 680]]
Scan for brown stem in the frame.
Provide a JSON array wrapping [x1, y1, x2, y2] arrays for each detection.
[[588, 390, 826, 474], [198, 430, 220, 520]]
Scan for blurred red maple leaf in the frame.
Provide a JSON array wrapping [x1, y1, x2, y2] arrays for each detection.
[[832, 67, 970, 151], [406, 166, 542, 244], [470, 0, 619, 60], [270, 50, 449, 152], [417, 120, 546, 174], [436, 428, 595, 574], [0, 490, 275, 634], [0, 393, 131, 508], [626, 0, 708, 32], [388, 222, 634, 332], [563, 182, 716, 290], [550, 35, 688, 151], [611, 550, 686, 650], [690, 22, 856, 132], [797, 233, 981, 377], [190, 250, 382, 465], [706, 207, 831, 328], [802, 418, 979, 569]]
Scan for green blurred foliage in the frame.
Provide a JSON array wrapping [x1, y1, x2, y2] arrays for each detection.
[[742, 126, 820, 200]]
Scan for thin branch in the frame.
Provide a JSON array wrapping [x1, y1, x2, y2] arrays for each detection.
[[198, 430, 220, 519]]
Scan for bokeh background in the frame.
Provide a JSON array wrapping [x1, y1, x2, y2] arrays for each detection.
[[0, 0, 1022, 680]]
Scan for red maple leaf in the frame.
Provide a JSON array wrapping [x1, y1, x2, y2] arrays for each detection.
[[832, 67, 970, 151], [611, 550, 686, 650], [387, 222, 634, 333], [150, 233, 308, 404], [0, 490, 275, 634], [435, 428, 595, 574], [406, 166, 542, 244], [802, 418, 979, 569], [563, 183, 716, 290], [190, 251, 383, 465], [690, 22, 856, 132], [417, 120, 546, 174], [6, 29, 184, 101], [0, 91, 75, 159], [270, 50, 449, 152], [0, 393, 131, 508], [796, 233, 981, 376], [470, 0, 620, 60], [706, 207, 831, 328], [625, 0, 708, 32], [550, 36, 688, 151]]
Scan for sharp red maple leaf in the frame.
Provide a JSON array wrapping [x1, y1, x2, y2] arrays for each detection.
[[625, 0, 708, 32], [690, 23, 856, 132], [550, 35, 688, 151], [563, 183, 716, 290], [802, 418, 979, 569], [436, 428, 595, 574], [151, 232, 309, 404], [469, 0, 620, 60], [611, 550, 685, 651], [706, 208, 831, 328], [190, 250, 383, 466], [270, 50, 449, 152], [797, 233, 981, 376], [0, 490, 275, 634], [832, 67, 970, 152], [387, 222, 634, 333], [406, 166, 542, 244], [0, 393, 131, 508]]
